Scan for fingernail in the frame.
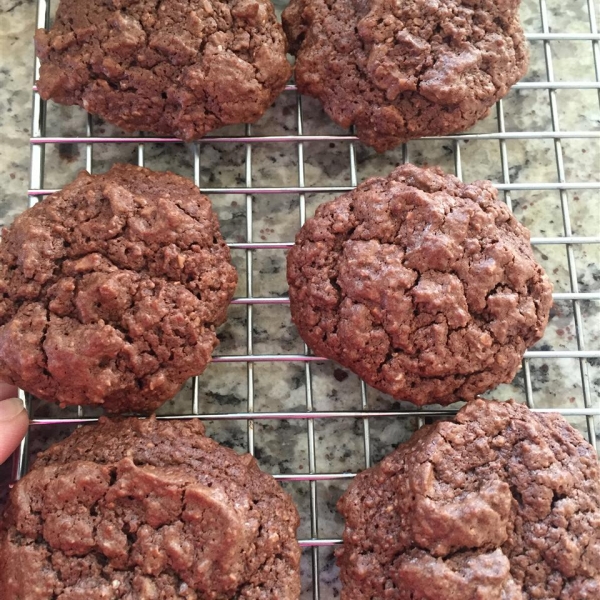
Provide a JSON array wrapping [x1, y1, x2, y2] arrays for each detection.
[[0, 397, 25, 421]]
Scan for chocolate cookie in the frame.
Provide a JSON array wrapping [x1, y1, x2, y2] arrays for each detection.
[[0, 164, 237, 413], [283, 0, 528, 151], [287, 164, 552, 406], [35, 0, 292, 140], [337, 399, 600, 600], [0, 417, 301, 599]]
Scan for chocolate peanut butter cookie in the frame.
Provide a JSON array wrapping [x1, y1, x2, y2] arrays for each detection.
[[0, 164, 237, 413], [337, 399, 600, 600], [0, 417, 301, 599], [35, 0, 292, 140], [287, 164, 552, 406], [283, 0, 528, 151]]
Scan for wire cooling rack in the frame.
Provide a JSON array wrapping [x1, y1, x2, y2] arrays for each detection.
[[13, 0, 600, 597]]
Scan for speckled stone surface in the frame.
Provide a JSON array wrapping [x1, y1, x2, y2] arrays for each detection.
[[0, 0, 599, 598]]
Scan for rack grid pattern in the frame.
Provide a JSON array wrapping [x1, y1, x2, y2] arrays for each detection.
[[14, 0, 600, 596]]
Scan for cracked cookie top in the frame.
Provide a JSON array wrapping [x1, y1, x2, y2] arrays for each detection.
[[0, 164, 237, 413], [286, 164, 552, 406], [35, 0, 292, 140], [0, 416, 301, 599], [337, 399, 600, 600], [283, 0, 528, 151]]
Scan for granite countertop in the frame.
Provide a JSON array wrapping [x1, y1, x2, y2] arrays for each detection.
[[0, 0, 599, 597]]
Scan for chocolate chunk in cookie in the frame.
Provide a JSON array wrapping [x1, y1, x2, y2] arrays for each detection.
[[35, 0, 292, 140], [0, 416, 301, 599], [337, 399, 600, 600], [287, 164, 553, 406], [283, 0, 528, 151], [0, 164, 237, 413]]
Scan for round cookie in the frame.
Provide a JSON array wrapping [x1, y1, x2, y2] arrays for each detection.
[[287, 164, 552, 406], [0, 164, 237, 413], [35, 0, 292, 140], [283, 0, 528, 151], [0, 416, 301, 599], [337, 399, 600, 600]]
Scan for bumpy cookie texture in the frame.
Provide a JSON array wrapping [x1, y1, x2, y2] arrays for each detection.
[[283, 0, 528, 151], [337, 399, 600, 600], [0, 164, 237, 413], [287, 164, 552, 406], [35, 0, 291, 140], [0, 417, 301, 600]]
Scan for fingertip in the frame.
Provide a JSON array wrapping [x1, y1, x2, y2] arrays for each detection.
[[0, 382, 19, 401], [0, 406, 29, 465]]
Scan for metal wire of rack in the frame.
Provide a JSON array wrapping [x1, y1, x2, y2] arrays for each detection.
[[12, 0, 600, 596]]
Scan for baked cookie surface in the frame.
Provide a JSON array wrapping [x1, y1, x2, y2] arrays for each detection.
[[287, 164, 552, 406], [35, 0, 292, 140], [283, 0, 528, 151], [337, 399, 600, 600], [0, 164, 237, 413], [0, 416, 301, 600]]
